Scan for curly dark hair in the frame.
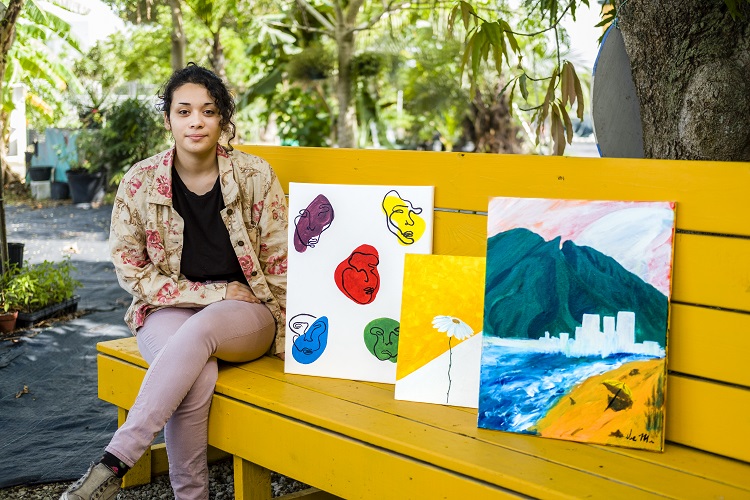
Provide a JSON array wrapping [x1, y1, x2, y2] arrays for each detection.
[[158, 62, 237, 150]]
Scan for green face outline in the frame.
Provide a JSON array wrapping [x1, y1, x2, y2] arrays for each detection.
[[363, 317, 400, 363]]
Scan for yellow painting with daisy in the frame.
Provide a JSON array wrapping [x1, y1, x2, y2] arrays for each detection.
[[395, 254, 485, 408]]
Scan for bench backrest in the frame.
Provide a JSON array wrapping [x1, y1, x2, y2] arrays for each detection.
[[238, 145, 750, 463]]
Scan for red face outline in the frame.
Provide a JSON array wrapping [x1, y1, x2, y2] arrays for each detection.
[[334, 244, 380, 304]]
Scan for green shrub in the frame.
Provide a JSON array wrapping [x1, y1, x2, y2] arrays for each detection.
[[0, 258, 81, 314], [101, 97, 170, 186]]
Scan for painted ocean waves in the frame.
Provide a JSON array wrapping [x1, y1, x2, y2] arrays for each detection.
[[478, 198, 675, 451]]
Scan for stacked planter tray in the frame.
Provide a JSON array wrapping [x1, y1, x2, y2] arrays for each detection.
[[16, 295, 80, 328]]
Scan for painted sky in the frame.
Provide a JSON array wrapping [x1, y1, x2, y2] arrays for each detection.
[[487, 198, 676, 296]]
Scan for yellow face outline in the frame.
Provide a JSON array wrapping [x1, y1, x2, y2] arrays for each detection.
[[382, 191, 426, 245]]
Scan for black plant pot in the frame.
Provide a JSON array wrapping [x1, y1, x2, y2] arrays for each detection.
[[16, 295, 80, 328], [51, 181, 70, 200], [67, 170, 103, 204], [8, 242, 24, 268], [28, 166, 54, 181]]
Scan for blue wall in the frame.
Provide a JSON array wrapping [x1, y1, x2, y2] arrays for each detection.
[[29, 128, 79, 182]]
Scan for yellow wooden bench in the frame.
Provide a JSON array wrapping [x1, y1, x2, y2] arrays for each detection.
[[97, 146, 750, 499]]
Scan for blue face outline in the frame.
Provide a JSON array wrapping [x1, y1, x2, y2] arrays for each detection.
[[290, 314, 329, 364]]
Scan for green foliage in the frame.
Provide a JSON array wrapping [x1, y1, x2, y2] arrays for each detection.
[[70, 129, 106, 173], [722, 0, 750, 20], [264, 86, 331, 147], [447, 0, 589, 154], [351, 52, 385, 79], [71, 42, 126, 127], [0, 258, 81, 314], [100, 98, 170, 185], [287, 45, 335, 83], [53, 98, 168, 184], [3, 0, 81, 135]]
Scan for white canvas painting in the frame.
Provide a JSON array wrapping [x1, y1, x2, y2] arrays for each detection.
[[285, 182, 434, 383]]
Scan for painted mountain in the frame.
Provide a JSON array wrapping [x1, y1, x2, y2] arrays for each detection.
[[483, 227, 667, 346], [478, 198, 675, 452]]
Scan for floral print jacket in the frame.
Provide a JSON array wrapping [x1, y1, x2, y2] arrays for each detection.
[[109, 146, 288, 354]]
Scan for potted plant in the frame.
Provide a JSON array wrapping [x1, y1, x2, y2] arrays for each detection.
[[0, 264, 22, 333], [2, 258, 82, 329], [63, 129, 105, 204]]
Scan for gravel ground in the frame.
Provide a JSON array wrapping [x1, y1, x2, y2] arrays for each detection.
[[0, 458, 310, 499]]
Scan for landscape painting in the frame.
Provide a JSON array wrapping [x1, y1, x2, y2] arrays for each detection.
[[478, 197, 676, 451], [395, 255, 485, 408], [285, 183, 434, 383]]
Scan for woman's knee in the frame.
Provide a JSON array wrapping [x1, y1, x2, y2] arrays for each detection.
[[206, 302, 276, 362], [177, 359, 218, 412]]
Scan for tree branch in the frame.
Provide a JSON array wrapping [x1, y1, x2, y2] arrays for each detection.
[[352, 0, 410, 33], [344, 0, 366, 26], [296, 0, 336, 33]]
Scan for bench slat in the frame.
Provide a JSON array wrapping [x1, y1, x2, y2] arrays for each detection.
[[666, 375, 750, 462], [595, 440, 750, 492], [238, 146, 750, 237], [211, 395, 533, 499], [233, 355, 750, 473], [669, 304, 750, 387], [217, 368, 740, 498]]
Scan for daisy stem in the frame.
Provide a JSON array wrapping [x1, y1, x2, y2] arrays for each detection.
[[447, 336, 453, 404]]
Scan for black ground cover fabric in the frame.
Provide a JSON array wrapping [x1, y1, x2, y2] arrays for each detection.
[[0, 204, 133, 487]]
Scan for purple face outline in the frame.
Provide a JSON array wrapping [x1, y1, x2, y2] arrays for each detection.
[[294, 194, 334, 253]]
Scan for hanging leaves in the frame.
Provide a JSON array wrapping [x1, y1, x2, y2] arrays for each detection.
[[458, 17, 523, 99], [550, 103, 566, 156], [560, 60, 584, 120]]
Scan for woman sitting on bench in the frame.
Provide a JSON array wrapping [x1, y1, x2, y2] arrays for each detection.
[[61, 63, 288, 500]]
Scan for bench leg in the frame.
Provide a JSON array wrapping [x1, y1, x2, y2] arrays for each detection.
[[234, 455, 272, 500], [118, 408, 153, 489]]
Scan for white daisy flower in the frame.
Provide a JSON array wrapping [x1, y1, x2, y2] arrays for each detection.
[[432, 315, 474, 340]]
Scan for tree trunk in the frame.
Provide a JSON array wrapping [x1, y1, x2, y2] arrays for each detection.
[[169, 0, 185, 71], [209, 30, 226, 81], [619, 1, 750, 161], [335, 27, 356, 148], [470, 88, 524, 154], [0, 0, 25, 273]]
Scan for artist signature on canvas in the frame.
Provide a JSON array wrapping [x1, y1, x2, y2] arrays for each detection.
[[610, 428, 655, 444]]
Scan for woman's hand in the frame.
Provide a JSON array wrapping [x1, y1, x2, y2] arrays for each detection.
[[225, 281, 261, 303]]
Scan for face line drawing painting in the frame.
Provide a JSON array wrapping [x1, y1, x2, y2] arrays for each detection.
[[396, 254, 485, 408], [289, 313, 329, 364], [364, 317, 400, 363], [293, 194, 334, 253], [382, 189, 426, 245], [286, 183, 434, 383], [478, 197, 675, 451], [334, 244, 381, 305]]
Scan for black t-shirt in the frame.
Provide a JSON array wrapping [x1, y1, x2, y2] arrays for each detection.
[[171, 168, 248, 285]]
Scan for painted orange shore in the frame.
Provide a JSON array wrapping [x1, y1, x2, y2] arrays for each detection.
[[530, 358, 667, 451]]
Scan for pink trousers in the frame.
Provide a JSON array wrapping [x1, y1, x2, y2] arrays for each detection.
[[105, 300, 276, 500]]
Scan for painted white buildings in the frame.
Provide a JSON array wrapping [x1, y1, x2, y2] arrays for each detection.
[[488, 311, 665, 358]]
